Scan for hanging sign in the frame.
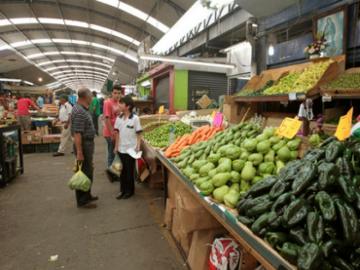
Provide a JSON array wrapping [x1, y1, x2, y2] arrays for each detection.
[[276, 117, 303, 139], [335, 107, 353, 141]]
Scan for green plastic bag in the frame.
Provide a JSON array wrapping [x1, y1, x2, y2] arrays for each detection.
[[68, 164, 91, 192]]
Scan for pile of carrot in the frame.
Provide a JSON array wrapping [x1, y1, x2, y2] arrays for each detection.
[[165, 125, 223, 158]]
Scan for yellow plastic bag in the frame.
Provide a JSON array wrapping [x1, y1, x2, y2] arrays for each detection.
[[67, 164, 91, 192]]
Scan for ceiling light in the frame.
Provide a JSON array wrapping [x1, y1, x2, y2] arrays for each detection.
[[268, 45, 275, 56], [64, 19, 88, 28], [32, 39, 52, 44], [38, 77, 43, 82], [139, 55, 235, 69], [44, 65, 110, 73], [38, 18, 64, 24], [0, 78, 21, 82], [55, 73, 107, 79], [50, 70, 108, 76], [11, 40, 32, 48], [71, 40, 90, 45], [26, 51, 115, 62], [141, 80, 151, 87], [55, 74, 107, 80], [37, 59, 112, 68], [0, 19, 10, 26], [52, 38, 72, 44], [10, 18, 38, 25], [96, 0, 169, 33], [23, 80, 34, 86]]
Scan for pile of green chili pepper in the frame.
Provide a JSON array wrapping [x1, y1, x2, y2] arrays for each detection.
[[237, 137, 360, 270]]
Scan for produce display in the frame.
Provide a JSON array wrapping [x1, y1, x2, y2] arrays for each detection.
[[165, 125, 223, 158], [324, 72, 360, 90], [237, 137, 360, 270], [171, 122, 301, 209], [263, 72, 301, 95], [180, 113, 213, 125], [142, 120, 170, 132], [143, 121, 192, 148], [237, 80, 275, 97]]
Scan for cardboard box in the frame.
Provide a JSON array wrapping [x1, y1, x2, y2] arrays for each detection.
[[167, 172, 187, 200], [164, 198, 175, 229], [42, 134, 61, 144], [175, 191, 222, 234], [172, 207, 193, 256], [187, 228, 227, 270], [21, 131, 32, 145]]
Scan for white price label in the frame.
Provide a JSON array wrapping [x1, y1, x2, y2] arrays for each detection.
[[288, 93, 297, 101]]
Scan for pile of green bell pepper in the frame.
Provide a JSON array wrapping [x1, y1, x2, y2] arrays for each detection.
[[236, 137, 360, 270]]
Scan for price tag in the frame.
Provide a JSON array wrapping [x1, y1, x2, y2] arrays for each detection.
[[213, 112, 223, 128], [288, 93, 297, 101], [276, 117, 303, 139], [158, 105, 164, 114], [335, 107, 353, 141]]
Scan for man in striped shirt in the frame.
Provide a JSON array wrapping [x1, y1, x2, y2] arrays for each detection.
[[71, 88, 98, 209]]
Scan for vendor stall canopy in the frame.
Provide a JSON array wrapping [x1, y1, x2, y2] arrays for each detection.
[[0, 0, 195, 91]]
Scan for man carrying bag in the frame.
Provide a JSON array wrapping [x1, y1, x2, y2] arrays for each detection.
[[71, 88, 98, 209]]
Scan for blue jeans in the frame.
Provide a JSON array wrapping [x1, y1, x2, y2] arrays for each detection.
[[105, 137, 115, 167]]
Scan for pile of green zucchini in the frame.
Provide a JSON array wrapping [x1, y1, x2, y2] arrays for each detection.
[[237, 137, 360, 270]]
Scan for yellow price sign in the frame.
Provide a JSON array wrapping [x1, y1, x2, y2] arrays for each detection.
[[335, 107, 353, 141], [158, 105, 164, 114], [276, 117, 303, 139]]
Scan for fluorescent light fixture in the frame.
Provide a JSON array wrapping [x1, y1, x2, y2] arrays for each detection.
[[37, 59, 112, 68], [26, 51, 115, 62], [0, 45, 11, 51], [23, 80, 34, 86], [38, 18, 64, 24], [96, 0, 169, 33], [0, 78, 21, 82], [222, 41, 252, 53], [0, 19, 10, 26], [140, 55, 235, 69], [32, 39, 52, 44], [45, 65, 110, 73], [50, 70, 108, 76], [90, 24, 139, 45], [268, 45, 275, 56], [59, 78, 106, 83], [55, 73, 107, 79], [64, 19, 88, 28], [3, 38, 138, 63], [10, 17, 38, 25], [140, 80, 151, 87]]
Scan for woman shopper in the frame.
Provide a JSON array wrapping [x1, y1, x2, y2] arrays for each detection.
[[113, 95, 142, 200]]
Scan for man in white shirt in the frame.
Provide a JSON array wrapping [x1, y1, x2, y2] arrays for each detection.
[[53, 95, 73, 157]]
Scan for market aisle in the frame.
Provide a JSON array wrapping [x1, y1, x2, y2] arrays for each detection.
[[0, 137, 185, 270]]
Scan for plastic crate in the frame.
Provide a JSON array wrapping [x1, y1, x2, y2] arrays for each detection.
[[35, 144, 49, 153], [49, 143, 60, 153]]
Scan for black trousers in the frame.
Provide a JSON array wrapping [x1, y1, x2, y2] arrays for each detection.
[[118, 153, 135, 195], [74, 140, 94, 206], [92, 113, 99, 135]]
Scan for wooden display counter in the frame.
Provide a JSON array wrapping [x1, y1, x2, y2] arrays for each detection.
[[155, 150, 295, 270]]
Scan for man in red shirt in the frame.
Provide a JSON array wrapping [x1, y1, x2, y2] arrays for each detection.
[[17, 95, 40, 130], [103, 85, 121, 167]]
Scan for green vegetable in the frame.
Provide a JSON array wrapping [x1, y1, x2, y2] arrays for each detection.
[[224, 146, 242, 160], [251, 212, 271, 235], [291, 162, 317, 195], [276, 160, 286, 174], [289, 228, 307, 245], [265, 232, 288, 248], [194, 177, 210, 188], [224, 190, 241, 208], [182, 167, 195, 178], [337, 175, 356, 202], [211, 172, 232, 187], [246, 200, 273, 217], [263, 127, 276, 138], [335, 199, 352, 242], [240, 151, 250, 160], [280, 242, 300, 264], [315, 191, 336, 221], [318, 162, 338, 189], [217, 158, 232, 173], [248, 153, 263, 165], [199, 162, 215, 177], [199, 181, 214, 196], [213, 185, 230, 203], [241, 161, 256, 181], [343, 202, 359, 240], [277, 146, 292, 162], [322, 240, 340, 258], [256, 133, 267, 142], [264, 150, 275, 162], [237, 216, 254, 226], [257, 140, 271, 154], [192, 159, 208, 171], [283, 198, 307, 227], [272, 192, 292, 212], [207, 153, 221, 164], [208, 168, 218, 178], [243, 138, 257, 152], [309, 134, 321, 147], [269, 136, 281, 145], [272, 140, 286, 151], [306, 212, 324, 243], [287, 138, 301, 151], [252, 176, 263, 184], [232, 159, 245, 172], [237, 194, 270, 214], [259, 162, 275, 175], [189, 173, 200, 181], [297, 243, 321, 270], [325, 140, 344, 162], [290, 151, 298, 160], [230, 171, 241, 183], [269, 180, 289, 200], [330, 256, 355, 270], [246, 176, 277, 197], [240, 180, 250, 193]]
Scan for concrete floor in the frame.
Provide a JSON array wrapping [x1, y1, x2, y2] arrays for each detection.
[[0, 137, 186, 270]]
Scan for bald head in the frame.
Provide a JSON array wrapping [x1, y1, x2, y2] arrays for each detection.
[[77, 87, 92, 107]]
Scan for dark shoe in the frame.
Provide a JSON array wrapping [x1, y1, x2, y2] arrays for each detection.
[[106, 170, 114, 182], [53, 152, 64, 157], [90, 195, 99, 201], [116, 193, 125, 200], [122, 193, 133, 200], [78, 202, 97, 209]]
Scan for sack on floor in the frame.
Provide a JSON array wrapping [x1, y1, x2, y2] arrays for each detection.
[[109, 154, 123, 175], [68, 165, 91, 192]]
